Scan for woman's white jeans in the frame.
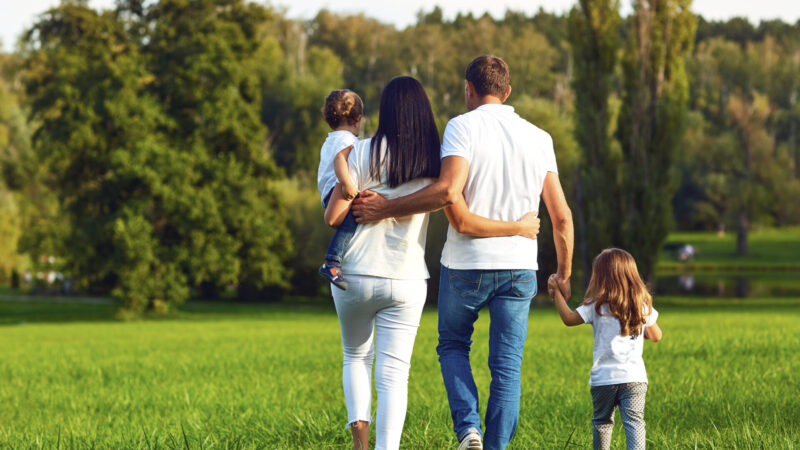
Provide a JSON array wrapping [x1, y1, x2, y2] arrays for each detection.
[[332, 275, 427, 450]]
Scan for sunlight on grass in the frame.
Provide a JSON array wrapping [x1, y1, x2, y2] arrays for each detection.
[[1, 301, 798, 448]]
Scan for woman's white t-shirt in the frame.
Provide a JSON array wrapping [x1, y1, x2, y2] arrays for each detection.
[[340, 137, 433, 280], [576, 303, 659, 386]]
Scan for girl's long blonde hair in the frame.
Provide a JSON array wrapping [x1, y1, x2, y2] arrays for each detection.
[[584, 248, 653, 336]]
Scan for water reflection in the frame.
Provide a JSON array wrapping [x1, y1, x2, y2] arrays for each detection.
[[655, 273, 800, 298]]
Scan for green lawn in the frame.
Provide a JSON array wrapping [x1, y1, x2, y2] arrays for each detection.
[[1, 298, 798, 448], [658, 227, 800, 271]]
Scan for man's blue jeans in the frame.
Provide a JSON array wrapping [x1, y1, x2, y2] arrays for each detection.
[[436, 265, 537, 450]]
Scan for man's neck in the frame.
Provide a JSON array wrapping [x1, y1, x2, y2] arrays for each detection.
[[469, 95, 505, 111], [478, 95, 504, 106]]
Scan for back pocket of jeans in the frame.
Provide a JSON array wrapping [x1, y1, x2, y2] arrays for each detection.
[[448, 270, 482, 297], [510, 270, 537, 298]]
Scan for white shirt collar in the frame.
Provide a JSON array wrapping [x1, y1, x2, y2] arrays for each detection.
[[475, 103, 514, 112]]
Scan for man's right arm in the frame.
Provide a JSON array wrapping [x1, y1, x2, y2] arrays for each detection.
[[542, 171, 574, 298], [351, 155, 469, 222]]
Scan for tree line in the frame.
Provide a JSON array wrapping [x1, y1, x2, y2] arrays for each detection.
[[1, 0, 798, 313]]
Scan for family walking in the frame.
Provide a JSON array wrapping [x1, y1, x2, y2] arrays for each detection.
[[315, 55, 662, 450]]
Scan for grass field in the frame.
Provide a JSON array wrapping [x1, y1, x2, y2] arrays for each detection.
[[658, 227, 800, 271], [1, 297, 798, 449]]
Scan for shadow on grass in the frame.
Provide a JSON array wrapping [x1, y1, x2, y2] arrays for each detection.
[[0, 292, 339, 326], [2, 290, 798, 326]]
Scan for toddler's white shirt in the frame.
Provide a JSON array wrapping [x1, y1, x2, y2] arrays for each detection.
[[317, 130, 358, 205], [576, 303, 659, 386]]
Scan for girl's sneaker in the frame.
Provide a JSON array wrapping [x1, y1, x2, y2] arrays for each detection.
[[319, 261, 348, 290]]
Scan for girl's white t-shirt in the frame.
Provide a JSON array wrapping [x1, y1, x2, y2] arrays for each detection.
[[576, 303, 659, 386], [340, 138, 433, 280]]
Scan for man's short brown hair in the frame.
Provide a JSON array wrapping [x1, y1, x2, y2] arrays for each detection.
[[465, 55, 510, 98]]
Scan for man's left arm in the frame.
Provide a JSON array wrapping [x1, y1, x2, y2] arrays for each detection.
[[444, 197, 540, 239], [542, 171, 574, 298]]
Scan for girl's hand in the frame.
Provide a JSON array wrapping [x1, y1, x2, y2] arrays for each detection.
[[547, 275, 559, 301], [517, 212, 540, 240], [341, 182, 359, 201], [548, 274, 584, 326]]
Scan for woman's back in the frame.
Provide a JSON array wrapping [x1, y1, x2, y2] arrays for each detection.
[[341, 137, 433, 280]]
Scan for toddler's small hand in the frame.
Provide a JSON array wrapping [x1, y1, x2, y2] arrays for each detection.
[[341, 183, 359, 201]]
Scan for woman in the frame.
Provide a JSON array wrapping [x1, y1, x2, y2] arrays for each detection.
[[324, 76, 539, 450]]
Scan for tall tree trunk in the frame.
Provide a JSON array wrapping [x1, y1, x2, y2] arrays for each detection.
[[573, 162, 591, 288], [791, 90, 798, 178], [733, 103, 752, 256], [568, 0, 621, 286], [615, 0, 696, 277], [737, 211, 749, 255], [792, 51, 799, 178]]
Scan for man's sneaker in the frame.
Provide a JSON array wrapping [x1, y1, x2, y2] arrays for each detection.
[[319, 262, 348, 290], [458, 432, 483, 450]]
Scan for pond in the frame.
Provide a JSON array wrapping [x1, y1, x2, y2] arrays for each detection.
[[654, 272, 800, 298]]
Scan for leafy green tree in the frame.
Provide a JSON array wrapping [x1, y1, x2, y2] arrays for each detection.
[[615, 0, 696, 277], [568, 0, 622, 284], [727, 92, 778, 254], [23, 3, 177, 305], [309, 10, 402, 113], [681, 35, 796, 251], [143, 0, 292, 301], [22, 0, 292, 312], [695, 16, 757, 46], [0, 51, 33, 279], [257, 14, 345, 177]]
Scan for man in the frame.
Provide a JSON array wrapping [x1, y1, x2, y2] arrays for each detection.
[[352, 55, 574, 450]]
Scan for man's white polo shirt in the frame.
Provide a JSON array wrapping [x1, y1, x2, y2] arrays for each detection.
[[440, 104, 558, 270]]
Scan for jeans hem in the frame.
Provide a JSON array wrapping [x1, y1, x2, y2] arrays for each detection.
[[324, 255, 342, 264]]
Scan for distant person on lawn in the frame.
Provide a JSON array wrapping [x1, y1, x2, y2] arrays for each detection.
[[324, 75, 540, 450], [351, 55, 574, 450]]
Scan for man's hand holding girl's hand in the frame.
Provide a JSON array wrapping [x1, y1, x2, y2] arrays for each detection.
[[548, 274, 570, 302]]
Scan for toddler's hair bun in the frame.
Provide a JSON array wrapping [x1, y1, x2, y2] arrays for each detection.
[[324, 89, 363, 129]]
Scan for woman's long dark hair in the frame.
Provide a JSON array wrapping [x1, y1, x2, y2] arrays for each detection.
[[370, 76, 441, 187]]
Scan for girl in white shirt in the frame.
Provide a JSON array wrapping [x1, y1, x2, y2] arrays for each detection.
[[547, 248, 663, 450]]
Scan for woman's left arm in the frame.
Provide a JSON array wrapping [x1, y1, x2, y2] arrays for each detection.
[[443, 195, 540, 239], [325, 184, 354, 227]]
